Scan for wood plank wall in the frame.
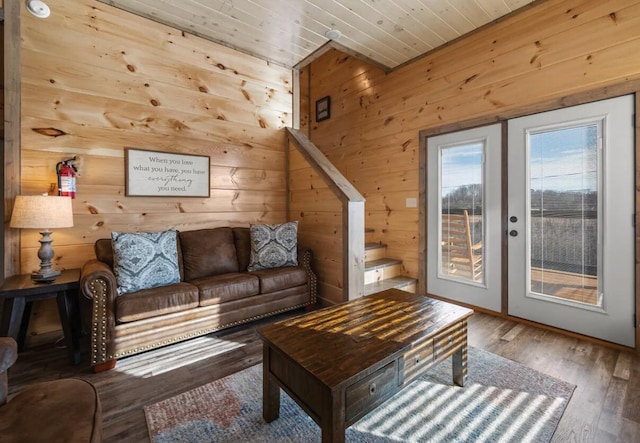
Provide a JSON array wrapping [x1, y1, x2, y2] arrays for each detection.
[[305, 0, 640, 287], [1, 20, 5, 282], [306, 51, 416, 278], [10, 0, 292, 341], [3, 1, 20, 280], [290, 64, 351, 306], [0, 22, 4, 142], [288, 141, 344, 305]]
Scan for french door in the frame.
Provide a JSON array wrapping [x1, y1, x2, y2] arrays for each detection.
[[426, 124, 502, 312], [427, 95, 635, 347], [508, 95, 635, 347]]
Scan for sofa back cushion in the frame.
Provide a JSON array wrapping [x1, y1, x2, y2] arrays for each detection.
[[179, 228, 239, 281], [233, 227, 251, 271], [95, 239, 114, 268]]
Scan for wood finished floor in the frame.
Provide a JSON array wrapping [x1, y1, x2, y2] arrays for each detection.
[[7, 310, 640, 442]]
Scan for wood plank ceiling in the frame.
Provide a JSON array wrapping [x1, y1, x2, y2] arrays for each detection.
[[97, 0, 536, 70]]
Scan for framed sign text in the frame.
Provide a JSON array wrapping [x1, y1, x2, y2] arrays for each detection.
[[125, 148, 210, 197]]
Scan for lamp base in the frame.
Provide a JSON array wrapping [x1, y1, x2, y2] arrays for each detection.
[[32, 229, 61, 283], [31, 268, 61, 283]]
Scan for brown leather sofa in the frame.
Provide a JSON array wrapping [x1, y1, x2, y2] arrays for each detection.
[[0, 337, 102, 441], [80, 227, 317, 372]]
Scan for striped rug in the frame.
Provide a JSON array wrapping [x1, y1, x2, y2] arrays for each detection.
[[145, 347, 574, 442]]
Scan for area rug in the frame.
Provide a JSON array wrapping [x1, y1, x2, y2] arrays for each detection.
[[144, 347, 575, 442]]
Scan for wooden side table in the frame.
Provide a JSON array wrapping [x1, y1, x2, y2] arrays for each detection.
[[0, 268, 81, 364]]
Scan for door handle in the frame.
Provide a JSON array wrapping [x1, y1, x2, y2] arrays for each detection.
[[509, 230, 518, 237]]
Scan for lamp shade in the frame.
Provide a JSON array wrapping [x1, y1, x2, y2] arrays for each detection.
[[10, 195, 74, 229]]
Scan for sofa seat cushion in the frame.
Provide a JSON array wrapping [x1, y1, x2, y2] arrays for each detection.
[[193, 273, 260, 306], [116, 282, 199, 323], [180, 228, 239, 280], [250, 267, 308, 294]]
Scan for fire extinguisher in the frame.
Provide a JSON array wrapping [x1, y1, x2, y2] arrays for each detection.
[[56, 157, 77, 199]]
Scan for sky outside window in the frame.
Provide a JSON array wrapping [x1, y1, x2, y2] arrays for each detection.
[[441, 142, 483, 203], [529, 124, 598, 194], [440, 126, 597, 194]]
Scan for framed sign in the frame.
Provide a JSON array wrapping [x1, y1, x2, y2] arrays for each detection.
[[125, 148, 210, 197], [315, 96, 331, 122]]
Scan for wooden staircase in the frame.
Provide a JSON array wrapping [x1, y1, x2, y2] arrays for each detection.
[[364, 228, 417, 296]]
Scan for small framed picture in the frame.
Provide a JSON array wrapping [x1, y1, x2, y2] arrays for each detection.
[[315, 96, 331, 122]]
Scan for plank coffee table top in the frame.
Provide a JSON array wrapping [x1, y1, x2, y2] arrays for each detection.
[[259, 288, 473, 390]]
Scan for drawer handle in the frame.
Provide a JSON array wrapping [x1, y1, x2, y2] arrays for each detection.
[[369, 382, 377, 395]]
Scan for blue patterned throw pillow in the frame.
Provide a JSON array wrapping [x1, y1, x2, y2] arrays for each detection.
[[112, 230, 180, 296], [248, 221, 298, 271]]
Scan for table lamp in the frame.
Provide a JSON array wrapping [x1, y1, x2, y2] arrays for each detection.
[[10, 194, 74, 283]]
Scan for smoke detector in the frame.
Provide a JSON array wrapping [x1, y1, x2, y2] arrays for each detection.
[[325, 29, 342, 40], [26, 0, 51, 18]]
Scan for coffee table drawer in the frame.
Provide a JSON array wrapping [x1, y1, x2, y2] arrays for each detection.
[[434, 322, 466, 360], [345, 360, 398, 424], [403, 337, 434, 385]]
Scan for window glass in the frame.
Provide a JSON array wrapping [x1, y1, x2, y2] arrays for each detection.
[[528, 124, 599, 306], [440, 142, 484, 284]]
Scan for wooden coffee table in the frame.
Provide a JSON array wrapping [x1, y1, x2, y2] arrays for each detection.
[[257, 288, 474, 443]]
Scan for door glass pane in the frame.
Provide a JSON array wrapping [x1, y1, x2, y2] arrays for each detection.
[[440, 142, 484, 284], [528, 124, 600, 306]]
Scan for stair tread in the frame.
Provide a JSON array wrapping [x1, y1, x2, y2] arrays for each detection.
[[365, 242, 387, 250], [365, 258, 402, 270], [364, 276, 417, 296]]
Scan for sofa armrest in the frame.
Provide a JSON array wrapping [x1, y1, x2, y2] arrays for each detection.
[[0, 337, 17, 406], [80, 260, 118, 368], [0, 337, 17, 373], [297, 245, 317, 305], [80, 260, 118, 301]]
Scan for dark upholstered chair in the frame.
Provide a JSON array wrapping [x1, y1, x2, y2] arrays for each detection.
[[0, 337, 102, 442]]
